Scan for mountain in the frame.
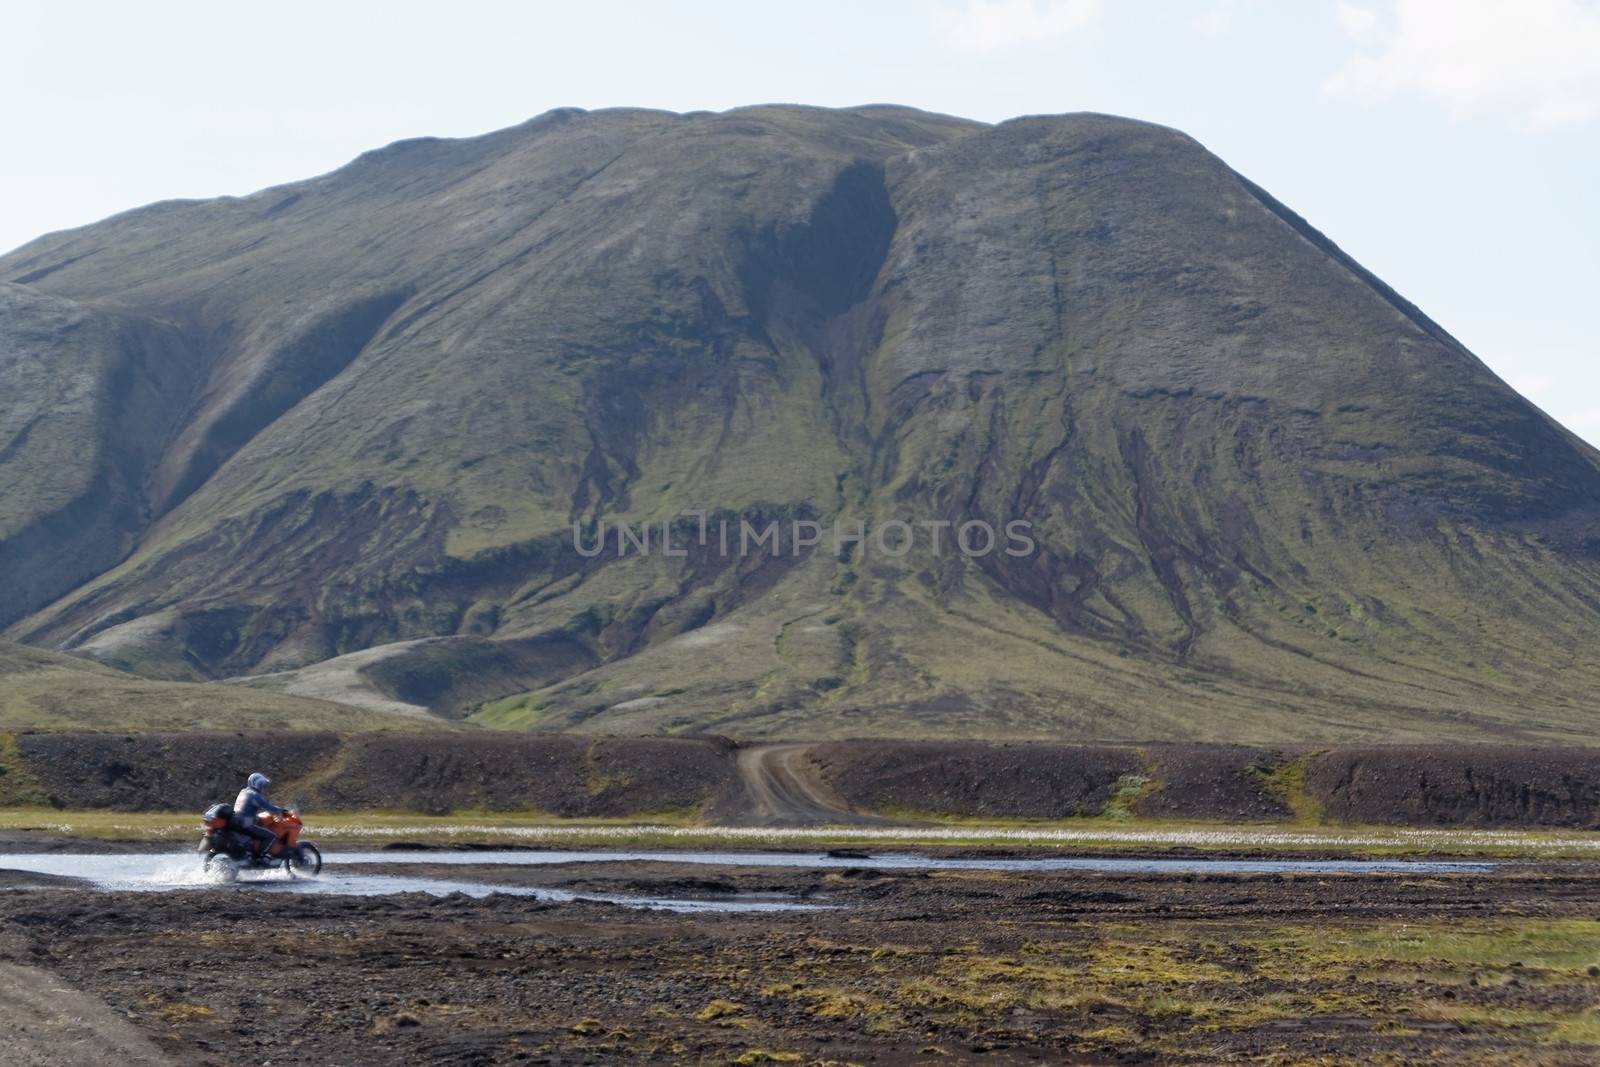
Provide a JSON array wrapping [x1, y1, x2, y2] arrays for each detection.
[[0, 640, 427, 733], [3, 105, 1599, 742]]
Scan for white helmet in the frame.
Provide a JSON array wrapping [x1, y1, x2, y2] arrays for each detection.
[[247, 772, 271, 791]]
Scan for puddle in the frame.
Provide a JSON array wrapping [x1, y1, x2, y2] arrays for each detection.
[[329, 850, 1496, 875], [0, 850, 1494, 911], [0, 854, 825, 912]]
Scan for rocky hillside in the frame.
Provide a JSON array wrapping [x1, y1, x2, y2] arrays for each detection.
[[0, 641, 423, 733], [3, 105, 1598, 741]]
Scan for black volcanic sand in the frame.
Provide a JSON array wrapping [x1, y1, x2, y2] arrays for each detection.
[[4, 858, 1600, 1063]]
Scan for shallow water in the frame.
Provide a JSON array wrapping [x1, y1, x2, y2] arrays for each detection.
[[0, 853, 825, 912], [333, 849, 1496, 874], [0, 847, 1494, 906]]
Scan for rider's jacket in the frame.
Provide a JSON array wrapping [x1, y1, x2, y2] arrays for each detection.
[[232, 786, 285, 827]]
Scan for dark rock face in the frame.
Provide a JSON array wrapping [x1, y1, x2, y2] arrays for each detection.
[[2, 105, 1598, 739]]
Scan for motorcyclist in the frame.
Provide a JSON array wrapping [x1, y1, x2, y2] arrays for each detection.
[[233, 772, 286, 865]]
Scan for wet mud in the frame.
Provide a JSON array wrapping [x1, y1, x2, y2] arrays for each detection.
[[3, 852, 1600, 1063]]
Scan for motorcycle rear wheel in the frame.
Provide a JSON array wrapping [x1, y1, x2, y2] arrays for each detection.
[[287, 842, 322, 878]]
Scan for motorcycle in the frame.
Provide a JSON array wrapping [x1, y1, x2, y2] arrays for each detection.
[[198, 804, 323, 882]]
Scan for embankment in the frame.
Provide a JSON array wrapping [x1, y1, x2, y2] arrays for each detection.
[[3, 732, 1599, 828], [0, 732, 738, 817]]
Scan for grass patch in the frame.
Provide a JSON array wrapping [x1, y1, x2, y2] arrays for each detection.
[[1246, 753, 1325, 824], [471, 691, 546, 729], [862, 922, 1600, 1053], [1103, 773, 1156, 820], [137, 993, 218, 1026], [734, 1051, 804, 1065], [1253, 918, 1600, 976], [0, 732, 52, 807], [694, 999, 745, 1022], [581, 739, 634, 797]]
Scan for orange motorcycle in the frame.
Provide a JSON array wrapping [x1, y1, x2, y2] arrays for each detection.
[[199, 804, 323, 880]]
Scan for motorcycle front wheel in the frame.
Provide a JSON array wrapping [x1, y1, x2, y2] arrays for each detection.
[[287, 842, 322, 878], [203, 853, 240, 883]]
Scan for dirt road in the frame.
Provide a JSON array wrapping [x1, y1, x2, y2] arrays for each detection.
[[0, 963, 172, 1066], [733, 743, 888, 826]]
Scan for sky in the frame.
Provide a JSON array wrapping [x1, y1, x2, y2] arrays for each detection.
[[5, 0, 1597, 443]]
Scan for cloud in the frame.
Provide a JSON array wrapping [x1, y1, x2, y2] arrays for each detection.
[[1195, 0, 1241, 36], [1334, 3, 1378, 37], [1503, 370, 1556, 401], [941, 0, 1102, 52], [1325, 0, 1600, 127], [1558, 405, 1600, 445]]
